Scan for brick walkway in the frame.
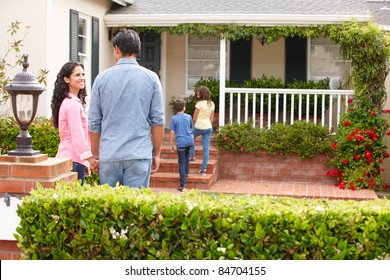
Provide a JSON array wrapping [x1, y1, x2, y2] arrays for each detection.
[[151, 180, 378, 200]]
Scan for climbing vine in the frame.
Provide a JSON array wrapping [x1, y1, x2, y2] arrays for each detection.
[[333, 22, 390, 109]]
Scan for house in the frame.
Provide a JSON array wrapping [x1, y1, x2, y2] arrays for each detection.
[[1, 0, 389, 120], [1, 0, 389, 175]]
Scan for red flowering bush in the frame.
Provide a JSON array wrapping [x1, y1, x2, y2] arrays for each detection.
[[327, 101, 390, 190]]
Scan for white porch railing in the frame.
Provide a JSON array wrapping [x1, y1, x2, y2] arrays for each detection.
[[218, 88, 355, 133]]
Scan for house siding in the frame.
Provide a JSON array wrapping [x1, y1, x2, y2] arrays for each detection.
[[1, 0, 113, 118], [164, 33, 186, 123], [0, 0, 47, 116], [252, 38, 285, 80]]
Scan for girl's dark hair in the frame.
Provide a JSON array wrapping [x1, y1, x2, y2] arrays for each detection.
[[50, 61, 86, 128], [112, 29, 141, 57], [196, 86, 213, 106]]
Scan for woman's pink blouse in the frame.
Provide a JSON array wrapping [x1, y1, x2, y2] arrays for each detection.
[[56, 93, 93, 169]]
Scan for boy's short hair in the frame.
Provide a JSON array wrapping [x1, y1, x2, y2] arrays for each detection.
[[173, 98, 186, 113]]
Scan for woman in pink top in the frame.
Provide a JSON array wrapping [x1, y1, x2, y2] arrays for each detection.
[[50, 61, 98, 185]]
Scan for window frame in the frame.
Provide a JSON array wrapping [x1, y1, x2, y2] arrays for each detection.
[[185, 35, 221, 95], [69, 9, 99, 96], [77, 14, 92, 95], [308, 37, 351, 89]]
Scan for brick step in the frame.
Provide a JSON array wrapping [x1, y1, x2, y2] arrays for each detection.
[[162, 140, 218, 148], [162, 132, 218, 147], [150, 171, 218, 190], [160, 145, 219, 160], [159, 158, 217, 174]]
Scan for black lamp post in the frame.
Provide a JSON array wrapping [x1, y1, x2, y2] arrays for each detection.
[[4, 54, 45, 156]]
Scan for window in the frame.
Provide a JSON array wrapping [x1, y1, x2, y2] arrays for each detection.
[[76, 15, 90, 90], [69, 10, 99, 91], [77, 16, 88, 66], [186, 35, 220, 94], [309, 37, 351, 89]]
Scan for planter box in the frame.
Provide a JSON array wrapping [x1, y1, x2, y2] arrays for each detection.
[[218, 151, 335, 183]]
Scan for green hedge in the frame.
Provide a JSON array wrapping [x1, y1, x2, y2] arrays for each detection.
[[0, 116, 100, 183], [0, 116, 59, 157], [217, 120, 332, 159], [16, 183, 390, 260]]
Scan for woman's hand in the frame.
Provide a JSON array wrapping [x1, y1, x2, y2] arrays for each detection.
[[88, 157, 99, 171]]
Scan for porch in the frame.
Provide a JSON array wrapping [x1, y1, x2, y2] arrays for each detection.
[[213, 35, 355, 132]]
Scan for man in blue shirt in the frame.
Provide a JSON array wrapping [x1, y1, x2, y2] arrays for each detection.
[[89, 29, 165, 188]]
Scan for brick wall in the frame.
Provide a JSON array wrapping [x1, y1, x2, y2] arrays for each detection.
[[0, 154, 77, 260], [218, 151, 334, 183]]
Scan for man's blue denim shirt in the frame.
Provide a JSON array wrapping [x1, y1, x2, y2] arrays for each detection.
[[89, 58, 165, 161]]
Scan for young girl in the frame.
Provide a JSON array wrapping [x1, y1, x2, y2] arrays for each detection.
[[190, 86, 215, 175], [51, 61, 98, 185]]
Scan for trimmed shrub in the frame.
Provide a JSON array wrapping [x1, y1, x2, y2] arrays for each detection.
[[0, 116, 59, 157], [16, 183, 390, 260], [0, 116, 19, 154], [217, 120, 332, 159]]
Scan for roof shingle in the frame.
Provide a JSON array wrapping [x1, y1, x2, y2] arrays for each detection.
[[106, 0, 390, 26]]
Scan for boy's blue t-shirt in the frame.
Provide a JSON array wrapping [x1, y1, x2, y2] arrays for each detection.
[[169, 113, 194, 148]]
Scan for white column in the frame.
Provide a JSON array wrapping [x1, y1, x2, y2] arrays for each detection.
[[45, 0, 53, 118], [219, 37, 226, 126]]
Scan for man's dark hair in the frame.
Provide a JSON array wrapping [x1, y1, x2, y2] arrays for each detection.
[[174, 99, 186, 113], [112, 29, 141, 56]]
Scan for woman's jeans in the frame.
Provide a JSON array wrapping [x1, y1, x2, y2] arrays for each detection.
[[190, 127, 212, 171], [72, 162, 86, 185], [177, 146, 191, 187]]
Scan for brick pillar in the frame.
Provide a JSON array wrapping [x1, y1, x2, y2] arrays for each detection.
[[0, 154, 77, 260]]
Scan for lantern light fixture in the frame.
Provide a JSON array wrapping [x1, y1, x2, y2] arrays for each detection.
[[4, 54, 45, 156]]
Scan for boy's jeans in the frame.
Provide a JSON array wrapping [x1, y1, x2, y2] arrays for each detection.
[[177, 146, 191, 187], [99, 159, 152, 188], [190, 127, 212, 170]]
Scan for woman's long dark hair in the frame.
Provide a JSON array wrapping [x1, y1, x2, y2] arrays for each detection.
[[50, 61, 87, 128]]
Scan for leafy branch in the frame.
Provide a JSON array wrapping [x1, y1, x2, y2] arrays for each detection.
[[0, 21, 48, 116]]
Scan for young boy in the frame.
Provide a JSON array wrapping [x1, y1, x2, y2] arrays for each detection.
[[169, 99, 194, 192]]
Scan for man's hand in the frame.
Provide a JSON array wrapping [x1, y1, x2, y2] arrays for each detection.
[[151, 155, 160, 174]]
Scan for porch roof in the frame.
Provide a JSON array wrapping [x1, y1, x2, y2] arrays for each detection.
[[105, 0, 389, 27], [365, 0, 390, 29]]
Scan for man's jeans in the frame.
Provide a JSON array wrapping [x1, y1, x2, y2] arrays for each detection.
[[190, 127, 212, 171], [177, 146, 191, 187], [99, 159, 152, 188]]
